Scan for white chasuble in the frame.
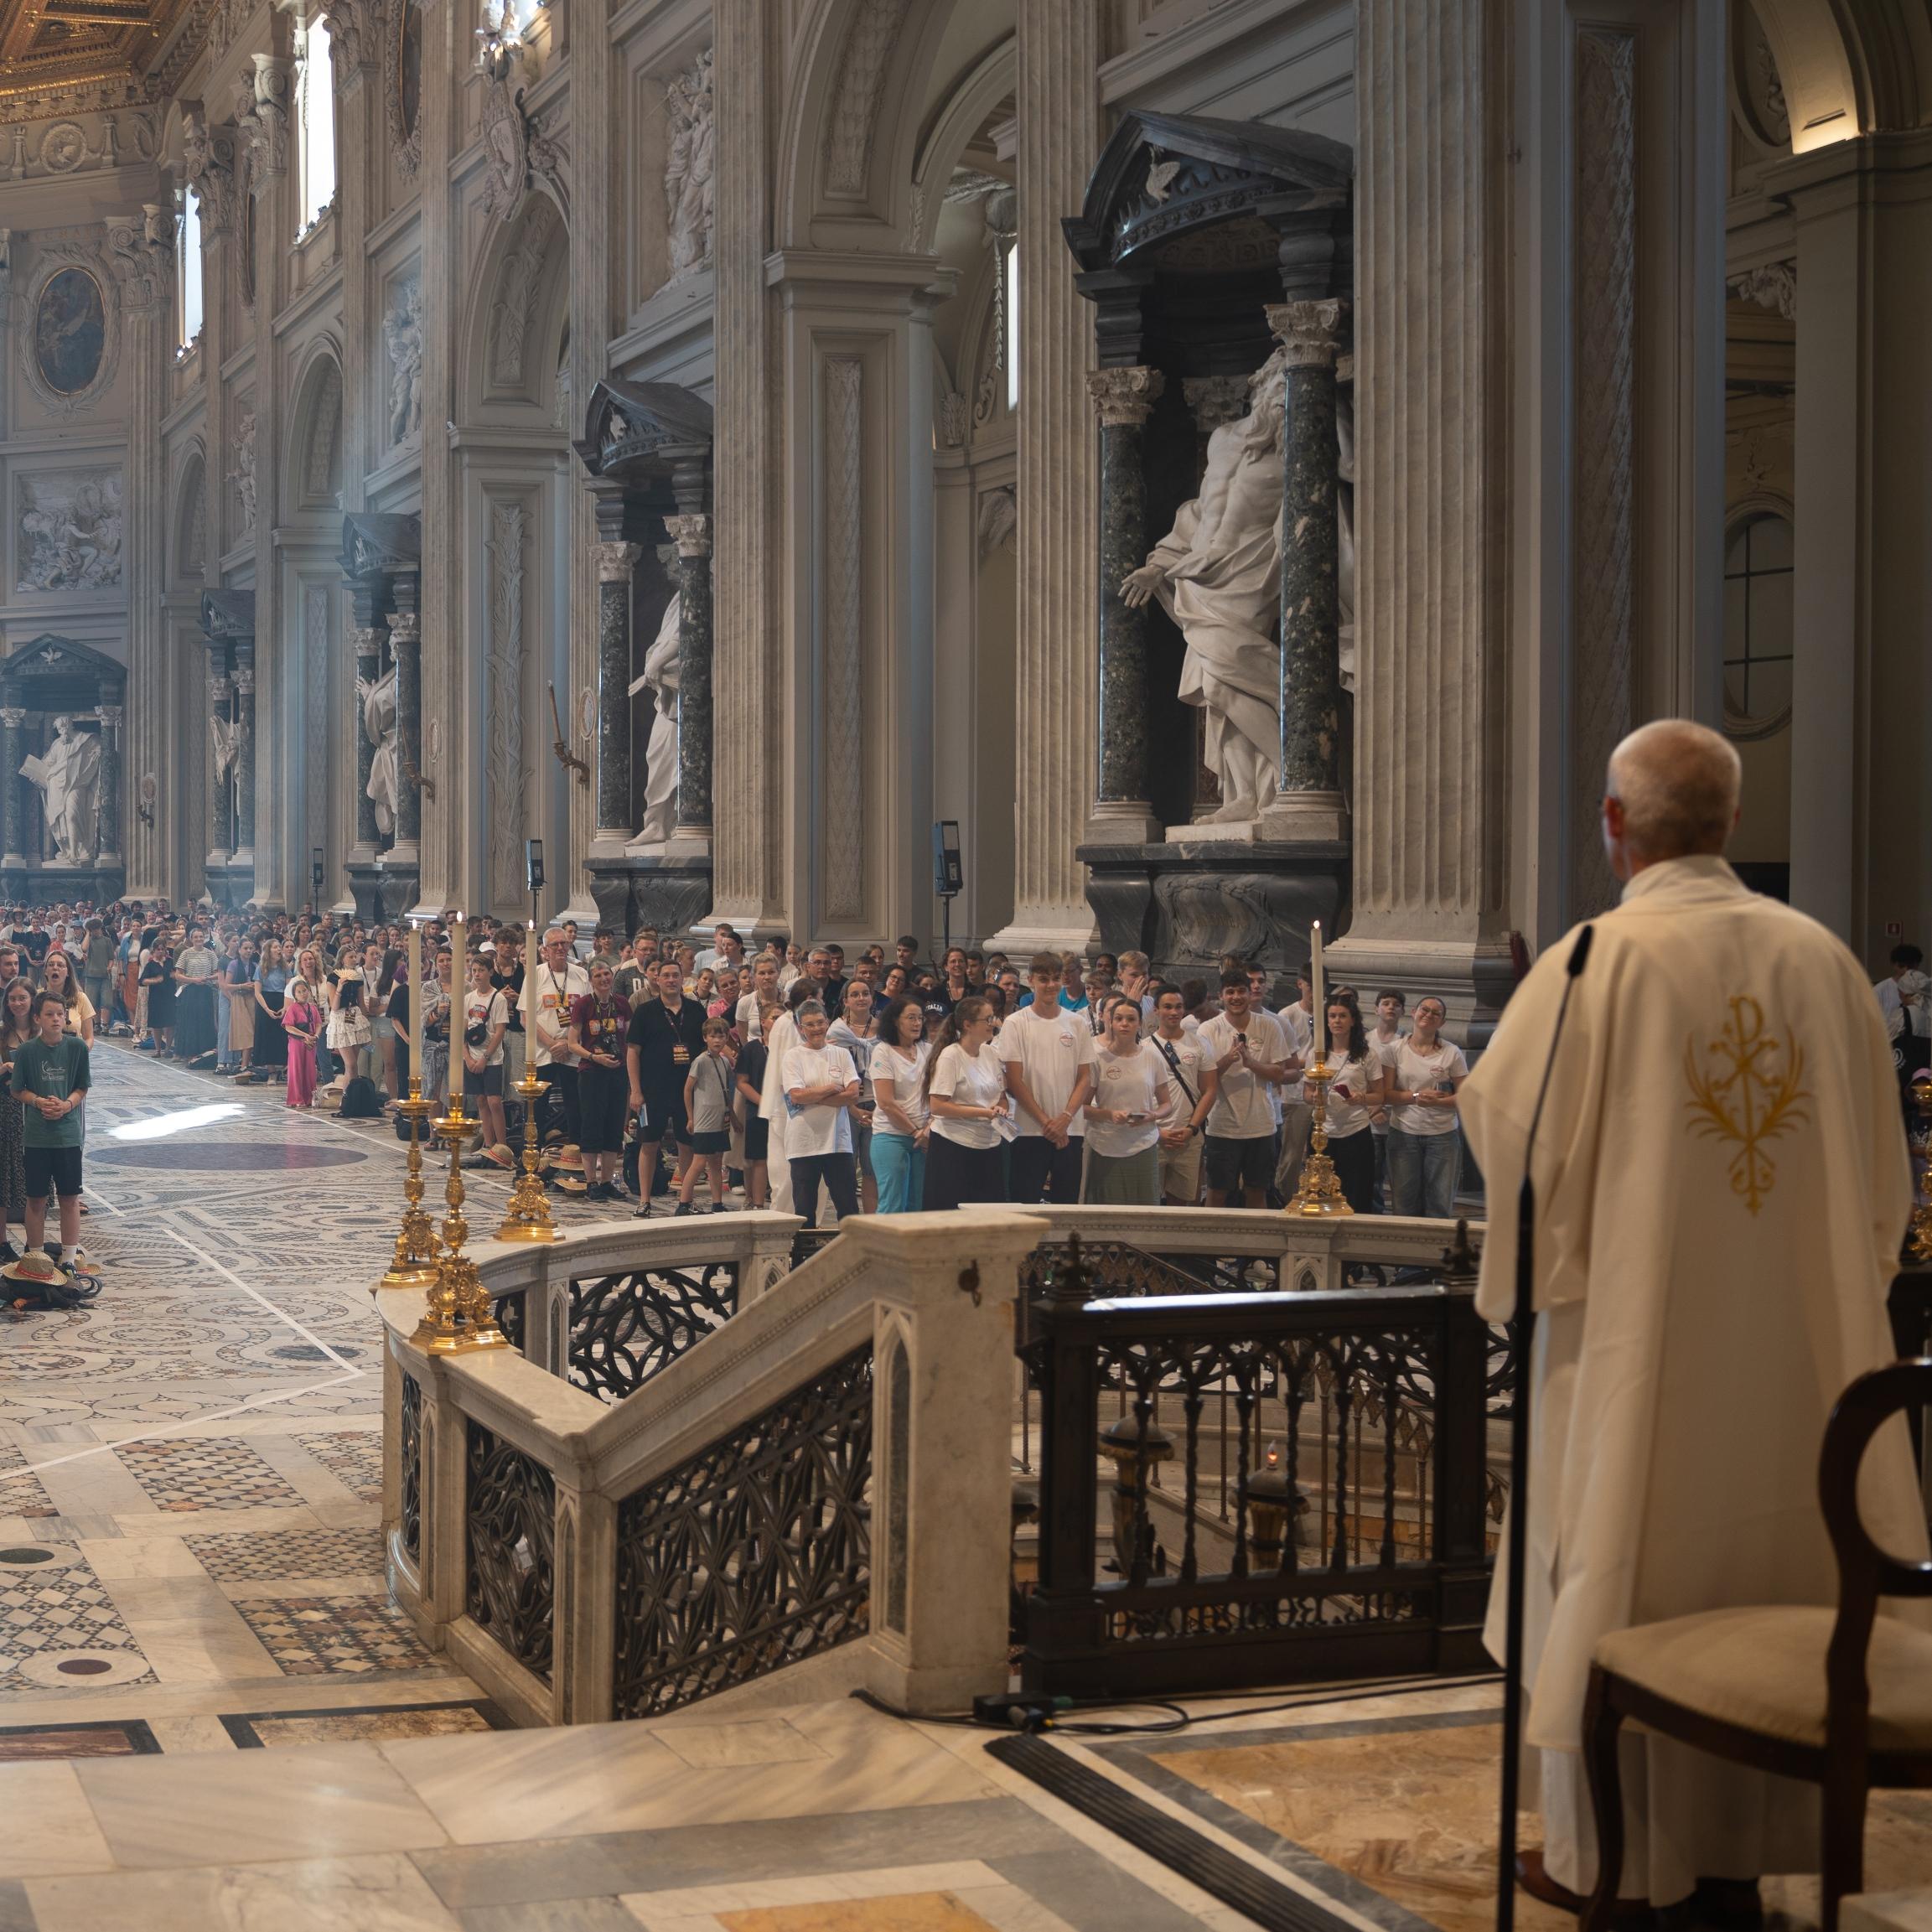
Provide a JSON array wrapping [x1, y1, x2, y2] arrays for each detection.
[[759, 1009, 800, 1215], [1459, 856, 1922, 1904]]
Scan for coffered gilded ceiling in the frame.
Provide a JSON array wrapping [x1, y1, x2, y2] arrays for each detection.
[[0, 0, 203, 118]]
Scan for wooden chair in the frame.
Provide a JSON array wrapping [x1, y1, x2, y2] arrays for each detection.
[[1580, 1358, 1932, 1932]]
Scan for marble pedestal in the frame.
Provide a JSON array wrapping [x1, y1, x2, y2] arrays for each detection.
[[1078, 838, 1349, 986], [345, 858, 420, 924], [200, 857, 253, 912], [585, 852, 715, 940], [1, 861, 130, 909]]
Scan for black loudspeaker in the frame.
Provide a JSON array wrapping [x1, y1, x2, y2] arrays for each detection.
[[526, 839, 545, 894]]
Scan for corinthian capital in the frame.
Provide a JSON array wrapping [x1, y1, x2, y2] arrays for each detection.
[[596, 541, 643, 583], [1265, 298, 1350, 370], [664, 515, 712, 560], [1086, 365, 1165, 428]]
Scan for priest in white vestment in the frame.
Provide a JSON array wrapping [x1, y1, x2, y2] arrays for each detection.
[[1460, 719, 1924, 1912], [759, 1001, 801, 1215]]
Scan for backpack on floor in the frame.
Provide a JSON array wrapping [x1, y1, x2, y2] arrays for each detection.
[[339, 1075, 386, 1120]]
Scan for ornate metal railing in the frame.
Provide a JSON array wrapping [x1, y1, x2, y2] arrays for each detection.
[[399, 1372, 422, 1563], [495, 1287, 527, 1354], [466, 1419, 556, 1684], [1020, 1276, 1493, 1698], [611, 1344, 875, 1718], [567, 1261, 740, 1402]]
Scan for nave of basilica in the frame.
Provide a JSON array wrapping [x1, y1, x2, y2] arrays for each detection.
[[0, 0, 1927, 1926]]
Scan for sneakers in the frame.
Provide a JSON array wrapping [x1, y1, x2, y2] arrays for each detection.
[[672, 1202, 694, 1217]]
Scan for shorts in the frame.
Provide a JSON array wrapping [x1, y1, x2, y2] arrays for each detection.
[[474, 1064, 504, 1099], [1159, 1132, 1204, 1204], [743, 1116, 769, 1161], [1204, 1133, 1273, 1194], [25, 1144, 82, 1199], [640, 1087, 687, 1144], [689, 1130, 731, 1155], [577, 1068, 629, 1154]]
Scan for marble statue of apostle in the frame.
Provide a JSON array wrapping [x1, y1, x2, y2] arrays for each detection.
[[1121, 345, 1287, 824], [21, 715, 101, 866], [627, 591, 681, 847], [1459, 719, 1927, 1908], [362, 661, 401, 839]]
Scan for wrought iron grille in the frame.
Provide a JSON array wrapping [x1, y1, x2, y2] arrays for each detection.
[[399, 1371, 422, 1563], [465, 1419, 557, 1682], [790, 1225, 841, 1272], [567, 1262, 740, 1402], [495, 1287, 526, 1353], [611, 1344, 873, 1718], [1021, 1283, 1492, 1698]]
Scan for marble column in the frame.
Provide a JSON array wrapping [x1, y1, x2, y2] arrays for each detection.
[[209, 651, 235, 860], [1261, 298, 1348, 842], [231, 644, 256, 856], [390, 587, 422, 857], [1085, 366, 1164, 843], [350, 624, 383, 857], [96, 699, 123, 865], [593, 540, 641, 846], [0, 699, 23, 868], [667, 512, 713, 846], [989, 0, 1101, 952]]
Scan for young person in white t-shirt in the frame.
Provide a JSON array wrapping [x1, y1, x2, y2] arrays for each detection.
[[780, 1002, 862, 1226], [869, 996, 931, 1215], [1367, 988, 1410, 1209], [1272, 963, 1318, 1199], [996, 956, 1095, 1204], [1384, 994, 1468, 1219], [1193, 969, 1296, 1208], [921, 996, 1010, 1209], [1147, 983, 1207, 1204], [1303, 995, 1384, 1215], [1084, 997, 1177, 1204]]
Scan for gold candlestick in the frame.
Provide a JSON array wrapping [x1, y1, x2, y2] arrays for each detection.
[[411, 1096, 508, 1353], [496, 1070, 561, 1243], [1911, 1074, 1932, 1264], [1287, 1056, 1353, 1216], [380, 1080, 441, 1291]]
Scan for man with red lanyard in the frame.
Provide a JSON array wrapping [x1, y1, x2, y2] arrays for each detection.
[[531, 927, 589, 1149]]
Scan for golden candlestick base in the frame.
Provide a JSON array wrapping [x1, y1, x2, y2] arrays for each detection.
[[411, 1099, 508, 1353], [1911, 1075, 1932, 1264], [380, 1083, 442, 1291], [497, 1070, 562, 1243], [1287, 1057, 1354, 1217]]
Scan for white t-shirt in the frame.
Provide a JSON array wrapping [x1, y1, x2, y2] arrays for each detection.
[[996, 1005, 1096, 1138], [1084, 1041, 1172, 1159], [1146, 1029, 1204, 1133], [928, 1042, 1006, 1149], [464, 987, 509, 1068], [871, 1041, 930, 1134], [1367, 1025, 1408, 1133], [781, 1043, 857, 1158], [1199, 1010, 1289, 1139], [1388, 1038, 1469, 1137], [531, 961, 590, 1068], [1277, 1002, 1315, 1064], [1318, 1051, 1380, 1138], [736, 989, 780, 1040]]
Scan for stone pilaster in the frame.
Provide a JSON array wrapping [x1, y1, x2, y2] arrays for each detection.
[[666, 512, 713, 846], [0, 702, 23, 868], [209, 653, 235, 861], [1325, 0, 1513, 1025], [593, 541, 640, 847], [1258, 298, 1348, 843], [351, 625, 384, 857], [232, 646, 256, 855], [988, 0, 1101, 953], [96, 701, 123, 866], [390, 595, 422, 857], [1085, 366, 1164, 844]]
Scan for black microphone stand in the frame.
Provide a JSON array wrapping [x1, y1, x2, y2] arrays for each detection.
[[1498, 921, 1594, 1932]]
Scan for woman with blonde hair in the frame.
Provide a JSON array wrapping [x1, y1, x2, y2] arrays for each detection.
[[38, 946, 94, 1047], [282, 950, 324, 1109]]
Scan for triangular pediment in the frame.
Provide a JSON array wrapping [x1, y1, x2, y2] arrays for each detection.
[[200, 588, 256, 639], [1064, 111, 1353, 274], [339, 513, 423, 580], [0, 633, 123, 683], [574, 379, 713, 480]]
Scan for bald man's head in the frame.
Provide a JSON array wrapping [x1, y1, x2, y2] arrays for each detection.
[[1602, 719, 1741, 879]]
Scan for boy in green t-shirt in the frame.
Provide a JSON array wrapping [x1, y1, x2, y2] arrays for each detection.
[[15, 990, 90, 1268]]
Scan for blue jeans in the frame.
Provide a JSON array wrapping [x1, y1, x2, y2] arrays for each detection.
[[1386, 1127, 1460, 1219], [872, 1132, 926, 1215]]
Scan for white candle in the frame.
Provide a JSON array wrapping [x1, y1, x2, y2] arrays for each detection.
[[524, 918, 537, 1047], [448, 914, 466, 1101], [407, 922, 423, 1085], [1311, 922, 1324, 1059]]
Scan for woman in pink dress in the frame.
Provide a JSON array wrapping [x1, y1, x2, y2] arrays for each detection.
[[283, 952, 324, 1108]]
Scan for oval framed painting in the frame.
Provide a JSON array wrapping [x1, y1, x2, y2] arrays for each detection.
[[396, 0, 422, 140], [33, 267, 106, 398]]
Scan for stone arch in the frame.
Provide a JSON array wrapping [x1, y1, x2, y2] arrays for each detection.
[[174, 446, 209, 585], [907, 35, 1015, 256], [1753, 0, 1932, 146], [463, 189, 569, 417], [286, 344, 344, 511]]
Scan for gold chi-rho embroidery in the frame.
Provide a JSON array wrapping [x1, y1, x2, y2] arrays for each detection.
[[1683, 994, 1811, 1215]]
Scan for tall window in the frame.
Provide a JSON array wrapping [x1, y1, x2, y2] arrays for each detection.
[[178, 185, 204, 350], [296, 13, 338, 236], [1722, 511, 1794, 729]]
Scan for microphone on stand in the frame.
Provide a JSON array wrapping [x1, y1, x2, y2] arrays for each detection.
[[1497, 920, 1594, 1932]]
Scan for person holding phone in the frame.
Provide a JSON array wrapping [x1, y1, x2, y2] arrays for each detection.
[[1195, 967, 1297, 1208], [1082, 995, 1177, 1204], [1303, 995, 1383, 1215], [1384, 994, 1468, 1218]]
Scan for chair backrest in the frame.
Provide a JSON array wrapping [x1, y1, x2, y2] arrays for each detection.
[[1819, 1358, 1932, 1755]]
